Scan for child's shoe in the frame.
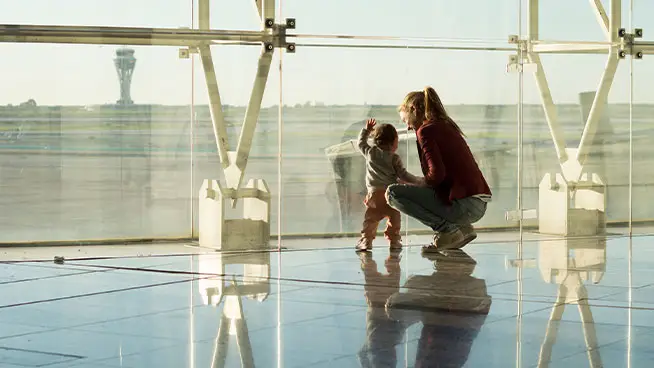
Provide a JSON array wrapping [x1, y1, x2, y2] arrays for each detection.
[[389, 239, 402, 250], [355, 238, 373, 252]]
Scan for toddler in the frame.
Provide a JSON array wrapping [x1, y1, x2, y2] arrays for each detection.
[[356, 118, 423, 251]]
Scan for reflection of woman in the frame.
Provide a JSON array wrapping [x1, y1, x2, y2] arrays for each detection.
[[357, 252, 405, 368], [386, 250, 491, 368], [387, 87, 492, 251]]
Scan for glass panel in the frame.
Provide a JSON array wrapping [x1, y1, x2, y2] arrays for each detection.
[[284, 0, 517, 41], [191, 46, 280, 242], [630, 58, 654, 234], [280, 45, 520, 243], [4, 0, 192, 28], [632, 1, 654, 42], [201, 0, 266, 31], [522, 53, 631, 239], [536, 0, 630, 41], [0, 44, 193, 242], [631, 1, 654, 235]]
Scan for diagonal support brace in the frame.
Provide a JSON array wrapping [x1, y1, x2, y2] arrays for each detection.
[[224, 50, 274, 191], [197, 0, 290, 209], [574, 51, 619, 173], [589, 0, 610, 41], [199, 45, 231, 168], [527, 52, 569, 164]]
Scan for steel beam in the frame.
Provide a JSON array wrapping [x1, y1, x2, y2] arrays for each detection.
[[0, 24, 271, 45], [0, 35, 202, 47], [224, 52, 273, 193], [222, 0, 276, 193], [575, 0, 621, 170], [199, 46, 231, 168], [198, 0, 231, 168], [531, 43, 611, 54], [527, 53, 568, 164], [575, 50, 619, 169], [589, 0, 610, 40], [609, 0, 622, 43], [234, 51, 273, 171], [634, 42, 654, 49], [528, 0, 569, 164], [254, 0, 276, 23], [0, 35, 258, 47], [529, 0, 539, 39], [199, 0, 210, 30]]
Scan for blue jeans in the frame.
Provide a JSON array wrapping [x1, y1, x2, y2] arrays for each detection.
[[385, 184, 487, 233]]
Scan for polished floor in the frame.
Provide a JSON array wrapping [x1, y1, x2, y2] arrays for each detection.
[[0, 233, 652, 367]]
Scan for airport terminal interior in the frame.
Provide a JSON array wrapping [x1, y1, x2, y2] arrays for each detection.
[[2, 0, 654, 367]]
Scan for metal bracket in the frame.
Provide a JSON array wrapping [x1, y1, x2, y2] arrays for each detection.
[[178, 46, 198, 59], [618, 28, 644, 59], [267, 19, 296, 53], [505, 209, 538, 222], [506, 35, 529, 73]]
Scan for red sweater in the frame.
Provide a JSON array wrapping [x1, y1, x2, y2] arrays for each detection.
[[416, 120, 491, 205]]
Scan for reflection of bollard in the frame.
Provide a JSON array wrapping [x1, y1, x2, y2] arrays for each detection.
[[536, 237, 606, 368], [508, 238, 606, 368], [198, 252, 271, 306], [198, 252, 270, 368]]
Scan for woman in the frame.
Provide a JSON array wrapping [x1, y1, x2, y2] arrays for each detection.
[[385, 87, 491, 251]]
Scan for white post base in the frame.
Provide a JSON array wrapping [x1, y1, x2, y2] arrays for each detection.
[[538, 172, 607, 236], [199, 178, 271, 251]]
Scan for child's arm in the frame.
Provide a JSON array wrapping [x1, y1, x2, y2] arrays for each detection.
[[357, 129, 371, 155], [357, 118, 376, 155], [393, 154, 425, 186]]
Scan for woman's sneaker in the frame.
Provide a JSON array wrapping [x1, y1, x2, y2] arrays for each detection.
[[389, 239, 402, 250], [423, 224, 477, 252], [438, 225, 477, 250], [355, 238, 373, 252]]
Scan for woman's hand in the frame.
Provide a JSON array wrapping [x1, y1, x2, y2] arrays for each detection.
[[365, 118, 376, 132]]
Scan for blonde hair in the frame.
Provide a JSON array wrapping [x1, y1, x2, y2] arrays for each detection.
[[398, 86, 465, 136]]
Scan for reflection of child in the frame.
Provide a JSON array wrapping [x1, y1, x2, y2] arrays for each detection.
[[356, 119, 423, 251], [357, 252, 405, 368]]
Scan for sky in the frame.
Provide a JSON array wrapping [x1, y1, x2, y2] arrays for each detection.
[[2, 0, 654, 106]]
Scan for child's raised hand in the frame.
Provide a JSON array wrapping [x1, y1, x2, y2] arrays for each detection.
[[365, 118, 376, 131]]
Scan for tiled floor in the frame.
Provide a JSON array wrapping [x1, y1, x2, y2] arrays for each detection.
[[0, 233, 652, 367]]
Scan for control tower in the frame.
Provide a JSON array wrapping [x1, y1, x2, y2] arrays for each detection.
[[114, 48, 136, 105]]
